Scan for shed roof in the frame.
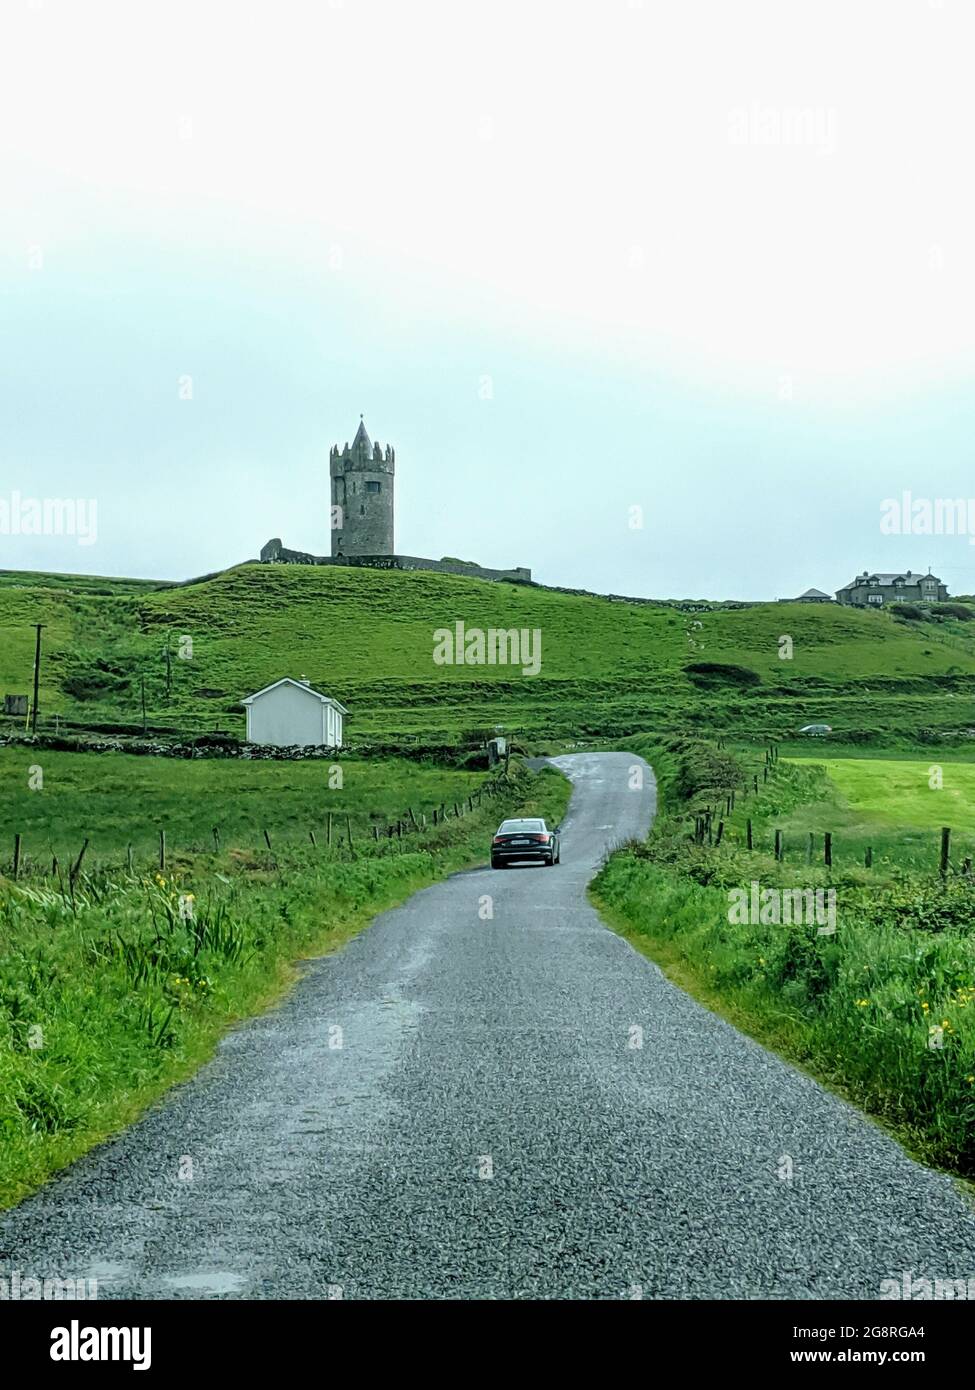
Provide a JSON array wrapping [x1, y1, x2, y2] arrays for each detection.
[[240, 678, 349, 714]]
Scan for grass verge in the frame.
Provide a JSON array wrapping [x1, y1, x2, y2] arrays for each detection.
[[591, 735, 975, 1178]]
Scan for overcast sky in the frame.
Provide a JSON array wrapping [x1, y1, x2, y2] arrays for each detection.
[[2, 0, 974, 598]]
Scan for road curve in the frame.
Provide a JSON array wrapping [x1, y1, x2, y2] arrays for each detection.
[[3, 751, 975, 1299]]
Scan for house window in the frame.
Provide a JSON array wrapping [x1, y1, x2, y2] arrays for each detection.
[[868, 594, 884, 605], [365, 481, 381, 494]]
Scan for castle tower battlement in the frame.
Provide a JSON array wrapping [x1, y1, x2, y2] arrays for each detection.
[[330, 416, 394, 556]]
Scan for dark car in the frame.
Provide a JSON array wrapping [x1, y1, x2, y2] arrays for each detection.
[[491, 817, 561, 868]]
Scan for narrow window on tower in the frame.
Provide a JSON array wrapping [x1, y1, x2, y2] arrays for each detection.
[[366, 481, 381, 493]]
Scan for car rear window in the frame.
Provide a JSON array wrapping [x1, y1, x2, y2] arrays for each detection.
[[498, 819, 545, 832]]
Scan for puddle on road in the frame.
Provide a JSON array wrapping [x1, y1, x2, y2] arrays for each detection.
[[80, 1260, 134, 1287], [161, 1270, 247, 1295]]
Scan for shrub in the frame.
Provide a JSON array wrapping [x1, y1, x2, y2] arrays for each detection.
[[683, 662, 761, 688]]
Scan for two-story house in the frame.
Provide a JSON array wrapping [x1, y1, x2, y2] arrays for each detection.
[[835, 570, 948, 608]]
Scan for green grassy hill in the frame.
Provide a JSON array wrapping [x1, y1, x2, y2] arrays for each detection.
[[3, 563, 975, 743]]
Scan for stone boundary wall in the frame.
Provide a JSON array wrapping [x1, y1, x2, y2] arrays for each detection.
[[257, 539, 531, 584]]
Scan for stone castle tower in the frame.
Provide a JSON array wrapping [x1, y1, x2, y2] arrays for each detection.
[[329, 417, 395, 557]]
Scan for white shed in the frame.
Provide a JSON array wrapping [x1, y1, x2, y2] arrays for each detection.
[[240, 678, 348, 748]]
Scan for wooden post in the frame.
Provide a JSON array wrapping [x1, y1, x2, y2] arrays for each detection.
[[71, 838, 90, 883], [346, 815, 353, 846], [964, 857, 972, 877], [774, 829, 782, 862], [940, 826, 951, 879], [806, 832, 814, 866], [326, 813, 333, 847], [763, 767, 768, 783], [212, 826, 220, 852], [753, 775, 759, 794], [865, 846, 873, 868], [13, 833, 22, 881], [310, 830, 318, 846], [824, 832, 832, 868], [158, 830, 166, 872], [263, 828, 273, 851], [746, 819, 753, 851], [409, 807, 420, 830], [715, 820, 724, 846]]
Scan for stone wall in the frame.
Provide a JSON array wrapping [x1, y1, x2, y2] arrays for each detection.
[[258, 540, 531, 584]]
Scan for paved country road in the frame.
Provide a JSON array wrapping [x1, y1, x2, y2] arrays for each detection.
[[3, 752, 975, 1300]]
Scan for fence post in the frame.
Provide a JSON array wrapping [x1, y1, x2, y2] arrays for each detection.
[[346, 815, 353, 846], [715, 820, 724, 846], [72, 838, 90, 884], [159, 830, 166, 872], [824, 832, 832, 868], [327, 813, 333, 848], [13, 833, 22, 881], [746, 819, 753, 851], [865, 846, 872, 868], [940, 826, 951, 879], [263, 828, 273, 852], [774, 829, 782, 862]]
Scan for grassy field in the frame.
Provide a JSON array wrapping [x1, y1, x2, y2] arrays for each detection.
[[3, 562, 975, 744], [788, 756, 975, 833], [0, 746, 486, 870], [0, 756, 570, 1208], [593, 736, 975, 1175]]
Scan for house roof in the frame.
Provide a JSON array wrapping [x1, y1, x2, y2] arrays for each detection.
[[797, 588, 831, 599], [838, 571, 942, 590], [240, 678, 349, 714]]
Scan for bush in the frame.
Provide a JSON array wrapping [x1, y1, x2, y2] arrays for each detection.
[[932, 602, 975, 622], [683, 662, 761, 688]]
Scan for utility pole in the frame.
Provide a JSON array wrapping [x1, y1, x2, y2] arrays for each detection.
[[30, 623, 45, 733]]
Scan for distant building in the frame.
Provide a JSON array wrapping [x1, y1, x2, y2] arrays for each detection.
[[260, 415, 531, 584], [241, 678, 347, 748], [787, 588, 833, 604], [330, 416, 395, 558], [835, 570, 948, 608]]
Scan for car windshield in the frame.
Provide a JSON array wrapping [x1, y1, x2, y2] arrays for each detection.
[[498, 819, 545, 832]]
